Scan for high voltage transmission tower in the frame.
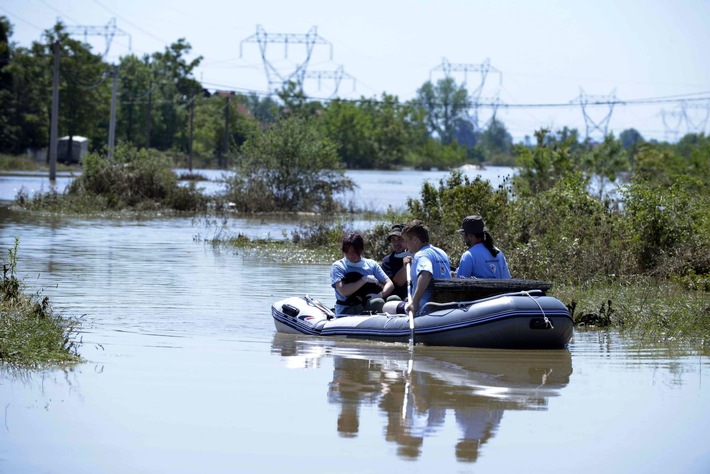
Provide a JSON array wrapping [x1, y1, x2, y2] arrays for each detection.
[[64, 18, 131, 58], [570, 89, 621, 141], [303, 65, 356, 97], [430, 57, 503, 132], [660, 108, 685, 142], [240, 25, 334, 93], [660, 100, 710, 140]]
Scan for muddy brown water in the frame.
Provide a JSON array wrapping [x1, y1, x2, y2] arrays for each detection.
[[0, 170, 708, 473]]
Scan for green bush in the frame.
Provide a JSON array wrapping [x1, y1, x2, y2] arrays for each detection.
[[406, 170, 508, 264], [71, 145, 207, 211], [223, 116, 355, 213], [621, 175, 710, 276], [16, 144, 208, 213], [513, 129, 579, 196], [503, 173, 630, 283], [404, 134, 710, 284]]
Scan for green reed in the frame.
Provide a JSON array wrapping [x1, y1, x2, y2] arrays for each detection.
[[1, 239, 82, 367]]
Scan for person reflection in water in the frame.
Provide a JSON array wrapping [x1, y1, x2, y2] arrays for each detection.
[[327, 351, 506, 462], [310, 340, 572, 464], [331, 231, 394, 316], [454, 405, 504, 462]]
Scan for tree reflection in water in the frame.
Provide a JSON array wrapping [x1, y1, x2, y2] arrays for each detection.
[[271, 334, 572, 463]]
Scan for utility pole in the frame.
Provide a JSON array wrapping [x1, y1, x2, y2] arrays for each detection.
[[223, 94, 230, 169], [146, 82, 152, 148], [188, 97, 194, 172], [108, 64, 118, 159], [64, 19, 131, 156], [49, 41, 60, 182]]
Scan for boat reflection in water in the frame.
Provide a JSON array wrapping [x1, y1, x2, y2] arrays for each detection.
[[271, 334, 572, 462]]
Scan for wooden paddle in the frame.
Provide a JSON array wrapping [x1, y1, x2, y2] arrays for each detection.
[[406, 261, 414, 346]]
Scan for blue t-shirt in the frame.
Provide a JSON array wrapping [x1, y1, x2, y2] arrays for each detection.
[[410, 244, 451, 314], [456, 243, 511, 279], [331, 257, 389, 314]]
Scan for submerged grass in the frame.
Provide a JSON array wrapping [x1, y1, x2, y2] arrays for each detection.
[[555, 277, 710, 344], [0, 153, 76, 172], [1, 239, 82, 367]]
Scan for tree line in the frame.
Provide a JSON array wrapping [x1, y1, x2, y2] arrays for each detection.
[[1, 17, 672, 172]]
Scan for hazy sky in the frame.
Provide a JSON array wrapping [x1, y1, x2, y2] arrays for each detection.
[[2, 0, 709, 141]]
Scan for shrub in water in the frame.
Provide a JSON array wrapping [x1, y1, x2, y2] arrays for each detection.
[[223, 116, 354, 213], [65, 144, 207, 212]]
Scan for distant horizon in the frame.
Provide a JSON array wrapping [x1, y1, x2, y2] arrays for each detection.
[[3, 0, 709, 142]]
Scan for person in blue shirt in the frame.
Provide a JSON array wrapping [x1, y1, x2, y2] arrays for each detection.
[[331, 231, 395, 316], [401, 220, 451, 316], [455, 215, 511, 279]]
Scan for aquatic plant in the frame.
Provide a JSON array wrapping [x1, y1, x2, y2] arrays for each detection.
[[0, 239, 82, 366]]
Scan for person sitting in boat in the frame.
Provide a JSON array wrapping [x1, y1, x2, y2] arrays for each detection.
[[455, 215, 511, 279], [331, 231, 395, 316], [401, 220, 451, 316], [380, 224, 410, 301]]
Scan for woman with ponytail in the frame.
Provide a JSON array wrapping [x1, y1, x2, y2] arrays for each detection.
[[454, 215, 511, 279]]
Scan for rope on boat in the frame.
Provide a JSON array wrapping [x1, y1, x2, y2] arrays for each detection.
[[421, 289, 554, 329], [521, 290, 553, 329], [422, 289, 545, 312]]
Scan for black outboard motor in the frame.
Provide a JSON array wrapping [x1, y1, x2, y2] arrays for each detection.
[[282, 304, 300, 318]]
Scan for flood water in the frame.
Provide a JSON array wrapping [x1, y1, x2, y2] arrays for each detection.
[[1, 169, 709, 473]]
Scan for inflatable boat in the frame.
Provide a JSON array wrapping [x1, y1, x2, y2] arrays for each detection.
[[271, 279, 574, 349]]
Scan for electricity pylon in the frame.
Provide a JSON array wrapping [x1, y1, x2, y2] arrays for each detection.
[[430, 57, 502, 132], [240, 25, 333, 93], [303, 65, 356, 97], [64, 18, 131, 58], [661, 100, 710, 141], [571, 88, 621, 142]]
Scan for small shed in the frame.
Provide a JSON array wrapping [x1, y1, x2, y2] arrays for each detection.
[[58, 136, 89, 164]]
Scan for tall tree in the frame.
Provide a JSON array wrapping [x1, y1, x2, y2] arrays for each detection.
[[0, 17, 54, 154], [277, 80, 321, 118], [244, 92, 279, 123], [583, 133, 629, 198], [148, 39, 202, 152], [619, 128, 644, 150], [514, 129, 581, 196], [116, 54, 154, 146], [0, 16, 17, 152], [321, 97, 376, 168], [321, 94, 428, 169], [228, 116, 353, 212], [478, 117, 513, 159], [415, 77, 471, 145]]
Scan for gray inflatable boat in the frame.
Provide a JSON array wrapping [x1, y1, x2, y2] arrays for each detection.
[[271, 279, 573, 349]]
